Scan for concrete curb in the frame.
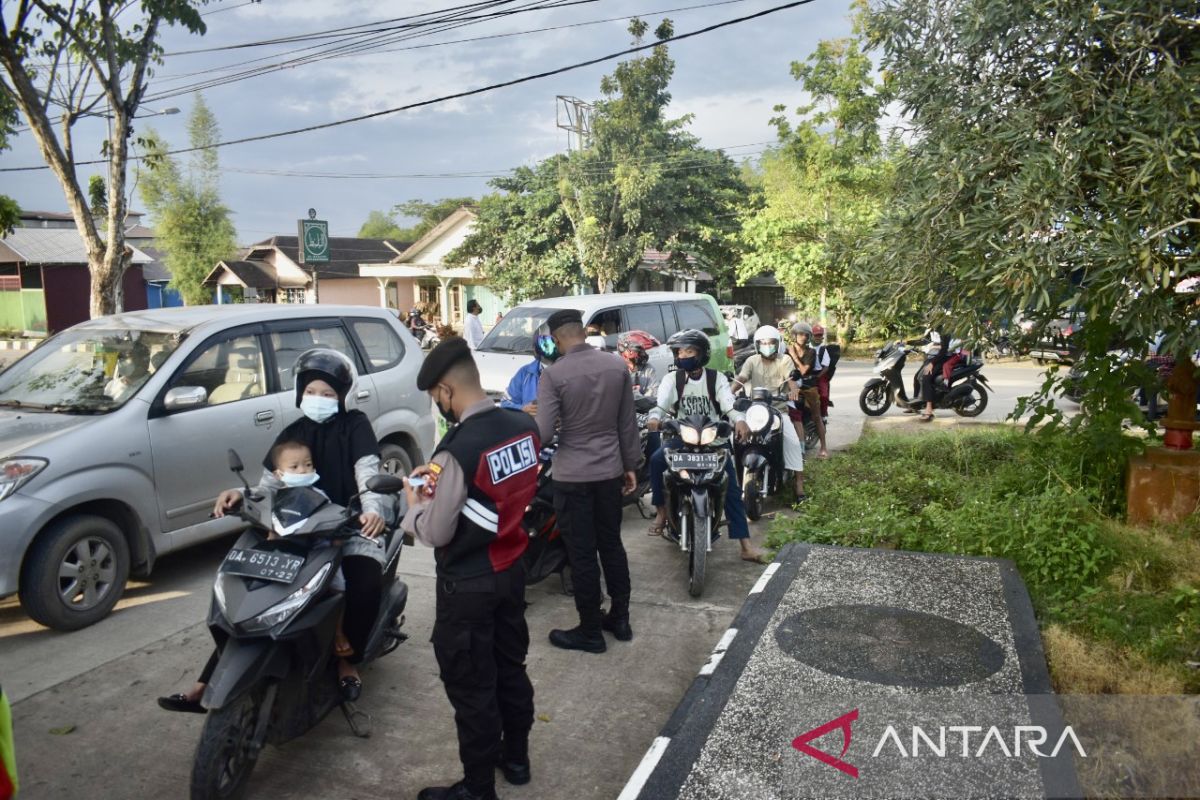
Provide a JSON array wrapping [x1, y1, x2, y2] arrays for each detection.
[[0, 338, 41, 350]]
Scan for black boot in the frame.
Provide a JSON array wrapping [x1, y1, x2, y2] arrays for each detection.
[[548, 625, 606, 653], [417, 781, 498, 800], [498, 737, 531, 785], [601, 598, 632, 642]]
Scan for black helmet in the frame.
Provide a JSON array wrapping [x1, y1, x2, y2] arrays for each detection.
[[293, 348, 355, 411], [666, 329, 711, 367], [409, 308, 421, 317]]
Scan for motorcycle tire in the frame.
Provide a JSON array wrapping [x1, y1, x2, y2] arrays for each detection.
[[804, 420, 819, 451], [744, 479, 761, 522], [953, 385, 989, 417], [859, 383, 892, 416], [190, 685, 266, 800], [687, 510, 708, 598]]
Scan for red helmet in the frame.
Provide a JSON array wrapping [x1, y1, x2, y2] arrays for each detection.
[[619, 330, 660, 351], [812, 324, 826, 337]]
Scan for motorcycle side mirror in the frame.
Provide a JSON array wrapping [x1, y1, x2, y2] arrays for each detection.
[[716, 421, 732, 439], [663, 419, 681, 436], [228, 449, 253, 494], [366, 474, 407, 495]]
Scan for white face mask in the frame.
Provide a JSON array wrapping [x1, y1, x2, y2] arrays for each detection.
[[300, 395, 339, 423], [279, 471, 320, 488], [758, 343, 778, 358]]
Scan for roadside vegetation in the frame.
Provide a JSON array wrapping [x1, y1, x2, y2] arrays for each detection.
[[768, 426, 1200, 694]]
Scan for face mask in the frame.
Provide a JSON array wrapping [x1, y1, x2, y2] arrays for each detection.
[[758, 343, 777, 358], [675, 356, 702, 373], [435, 386, 458, 425], [300, 395, 339, 423], [279, 471, 320, 488]]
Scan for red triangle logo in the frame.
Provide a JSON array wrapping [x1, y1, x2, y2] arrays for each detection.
[[791, 708, 859, 778]]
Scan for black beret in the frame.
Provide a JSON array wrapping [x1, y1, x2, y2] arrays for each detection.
[[546, 308, 583, 332], [417, 336, 473, 391]]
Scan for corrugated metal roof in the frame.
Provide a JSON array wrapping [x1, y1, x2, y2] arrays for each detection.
[[0, 228, 152, 265]]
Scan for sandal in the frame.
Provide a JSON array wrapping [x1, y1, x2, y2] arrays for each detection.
[[157, 693, 206, 714], [647, 521, 666, 537], [918, 412, 934, 422]]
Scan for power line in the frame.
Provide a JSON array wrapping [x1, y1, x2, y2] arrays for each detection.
[[0, 0, 816, 174]]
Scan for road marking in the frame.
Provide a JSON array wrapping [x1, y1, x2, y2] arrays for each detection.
[[617, 736, 671, 800], [748, 562, 780, 594], [699, 627, 738, 676]]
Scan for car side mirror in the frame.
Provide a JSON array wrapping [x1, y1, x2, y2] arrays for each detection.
[[164, 386, 207, 411], [366, 474, 407, 495]]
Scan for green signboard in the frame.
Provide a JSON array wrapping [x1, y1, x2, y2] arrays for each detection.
[[299, 218, 330, 263]]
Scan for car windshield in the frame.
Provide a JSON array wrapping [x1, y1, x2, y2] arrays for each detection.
[[0, 328, 183, 413], [477, 307, 556, 354]]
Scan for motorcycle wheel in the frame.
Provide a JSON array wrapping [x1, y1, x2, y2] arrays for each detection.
[[744, 479, 761, 522], [803, 420, 819, 451], [954, 385, 989, 417], [859, 383, 892, 416], [190, 686, 266, 800], [687, 511, 708, 598]]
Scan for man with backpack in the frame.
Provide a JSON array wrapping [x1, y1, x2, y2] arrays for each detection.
[[811, 324, 839, 420], [788, 323, 830, 458], [645, 330, 767, 562]]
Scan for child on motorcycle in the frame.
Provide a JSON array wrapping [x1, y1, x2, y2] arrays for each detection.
[[645, 330, 767, 562], [787, 323, 830, 458]]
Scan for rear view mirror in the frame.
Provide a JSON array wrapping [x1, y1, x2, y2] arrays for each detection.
[[164, 386, 207, 411], [634, 396, 657, 413], [663, 419, 681, 436], [716, 421, 732, 439], [366, 474, 407, 495]]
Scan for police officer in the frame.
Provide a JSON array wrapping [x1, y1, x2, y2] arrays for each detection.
[[403, 337, 541, 800]]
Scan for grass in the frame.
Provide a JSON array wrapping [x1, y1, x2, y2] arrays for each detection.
[[768, 426, 1200, 693]]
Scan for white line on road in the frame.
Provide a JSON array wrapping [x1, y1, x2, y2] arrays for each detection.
[[617, 736, 672, 800]]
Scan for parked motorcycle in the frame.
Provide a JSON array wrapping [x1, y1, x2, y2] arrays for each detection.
[[733, 388, 788, 522], [625, 395, 657, 515], [189, 451, 408, 800], [661, 415, 731, 598], [858, 341, 991, 417], [521, 443, 572, 594]]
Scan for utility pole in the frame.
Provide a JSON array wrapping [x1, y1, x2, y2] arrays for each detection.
[[556, 96, 593, 151]]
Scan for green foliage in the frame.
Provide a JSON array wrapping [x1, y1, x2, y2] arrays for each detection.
[[738, 19, 897, 327], [769, 428, 1199, 687], [856, 0, 1200, 437], [87, 175, 107, 215], [138, 95, 236, 306], [0, 81, 18, 235], [358, 210, 406, 241], [358, 198, 474, 244]]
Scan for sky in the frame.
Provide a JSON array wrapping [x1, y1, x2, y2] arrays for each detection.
[[2, 0, 857, 244]]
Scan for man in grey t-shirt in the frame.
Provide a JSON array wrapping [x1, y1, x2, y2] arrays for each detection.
[[536, 309, 639, 653]]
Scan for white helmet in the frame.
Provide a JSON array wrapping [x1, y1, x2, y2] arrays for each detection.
[[753, 325, 783, 347]]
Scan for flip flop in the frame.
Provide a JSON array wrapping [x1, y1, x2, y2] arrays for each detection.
[[157, 693, 206, 714], [647, 522, 666, 537], [918, 413, 934, 422]]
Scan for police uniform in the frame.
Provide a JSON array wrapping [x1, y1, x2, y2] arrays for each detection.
[[403, 338, 540, 800]]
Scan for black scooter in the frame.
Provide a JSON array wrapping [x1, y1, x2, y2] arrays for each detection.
[[521, 443, 572, 594], [189, 451, 409, 800], [662, 415, 731, 598], [859, 341, 991, 417], [733, 387, 788, 521], [624, 395, 658, 516]]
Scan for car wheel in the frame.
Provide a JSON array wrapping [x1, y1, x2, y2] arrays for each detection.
[[379, 442, 414, 477], [19, 514, 131, 631]]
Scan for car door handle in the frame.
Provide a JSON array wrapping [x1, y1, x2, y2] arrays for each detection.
[[255, 410, 275, 425], [356, 390, 371, 401]]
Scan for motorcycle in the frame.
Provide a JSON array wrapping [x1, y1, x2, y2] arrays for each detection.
[[733, 387, 788, 522], [189, 450, 409, 800], [625, 395, 658, 515], [661, 415, 731, 598], [418, 327, 441, 350], [858, 341, 991, 417], [521, 443, 572, 595]]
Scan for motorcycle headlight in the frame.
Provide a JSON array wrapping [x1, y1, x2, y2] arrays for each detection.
[[680, 425, 701, 445], [745, 404, 771, 433], [0, 457, 48, 502], [243, 563, 331, 632], [700, 426, 719, 446]]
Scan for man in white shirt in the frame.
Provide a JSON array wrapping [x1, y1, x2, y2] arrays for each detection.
[[464, 299, 485, 350]]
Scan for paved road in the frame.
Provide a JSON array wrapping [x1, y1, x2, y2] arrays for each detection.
[[1, 357, 1054, 799]]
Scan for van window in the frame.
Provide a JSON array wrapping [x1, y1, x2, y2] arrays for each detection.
[[625, 303, 669, 343], [172, 334, 266, 407], [588, 309, 622, 347], [270, 325, 356, 391], [478, 306, 557, 354], [677, 301, 720, 336], [350, 318, 405, 372]]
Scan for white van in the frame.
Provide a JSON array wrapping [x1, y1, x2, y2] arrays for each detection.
[[475, 292, 732, 399]]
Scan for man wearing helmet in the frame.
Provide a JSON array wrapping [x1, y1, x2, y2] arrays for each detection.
[[646, 330, 767, 562], [499, 329, 561, 415], [732, 325, 809, 499], [617, 331, 660, 399], [788, 323, 830, 458]]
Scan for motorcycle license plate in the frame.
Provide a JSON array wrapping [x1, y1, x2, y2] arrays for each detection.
[[669, 452, 721, 471], [221, 548, 305, 583]]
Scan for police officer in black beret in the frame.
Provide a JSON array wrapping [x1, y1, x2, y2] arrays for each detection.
[[402, 337, 542, 800]]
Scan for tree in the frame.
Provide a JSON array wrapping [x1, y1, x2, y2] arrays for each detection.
[[138, 95, 236, 306], [357, 197, 475, 243], [737, 25, 895, 329], [859, 0, 1199, 440], [358, 210, 405, 240], [88, 175, 106, 216], [0, 78, 18, 235], [0, 1, 208, 317]]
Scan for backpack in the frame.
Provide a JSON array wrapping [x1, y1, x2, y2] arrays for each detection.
[[672, 368, 720, 418], [818, 343, 841, 381]]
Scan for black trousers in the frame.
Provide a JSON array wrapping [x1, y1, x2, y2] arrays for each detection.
[[432, 562, 535, 792], [552, 477, 631, 630]]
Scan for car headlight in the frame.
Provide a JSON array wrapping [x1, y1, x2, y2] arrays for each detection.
[[680, 425, 701, 445], [700, 426, 719, 446], [0, 458, 48, 502], [745, 404, 771, 433], [243, 563, 331, 632]]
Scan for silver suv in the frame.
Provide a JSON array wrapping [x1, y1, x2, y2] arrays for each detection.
[[0, 305, 435, 631]]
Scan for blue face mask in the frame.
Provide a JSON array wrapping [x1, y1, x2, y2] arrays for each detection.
[[279, 471, 320, 488], [758, 343, 778, 358], [675, 356, 702, 373], [300, 394, 339, 423]]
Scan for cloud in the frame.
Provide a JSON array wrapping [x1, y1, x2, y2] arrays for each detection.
[[668, 85, 810, 152]]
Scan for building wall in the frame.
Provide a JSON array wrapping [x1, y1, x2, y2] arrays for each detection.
[[405, 219, 473, 268], [41, 264, 147, 332], [316, 278, 385, 307]]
